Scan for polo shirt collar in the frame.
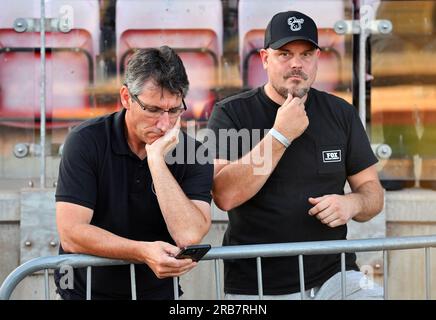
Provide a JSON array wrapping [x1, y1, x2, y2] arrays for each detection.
[[111, 108, 130, 155]]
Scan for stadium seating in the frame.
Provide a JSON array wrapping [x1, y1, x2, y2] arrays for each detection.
[[116, 0, 223, 125], [238, 0, 349, 93], [0, 0, 101, 128]]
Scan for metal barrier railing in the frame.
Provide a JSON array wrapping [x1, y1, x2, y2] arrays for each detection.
[[1, 235, 436, 300]]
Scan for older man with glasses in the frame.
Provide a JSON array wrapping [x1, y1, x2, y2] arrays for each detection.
[[54, 46, 213, 300]]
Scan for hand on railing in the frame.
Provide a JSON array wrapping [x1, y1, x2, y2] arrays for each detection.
[[140, 241, 197, 279]]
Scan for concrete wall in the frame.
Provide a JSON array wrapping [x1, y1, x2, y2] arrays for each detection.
[[385, 189, 436, 299], [0, 127, 64, 188], [0, 191, 20, 285]]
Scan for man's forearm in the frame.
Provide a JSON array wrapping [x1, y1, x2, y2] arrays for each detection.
[[62, 223, 145, 262], [213, 133, 286, 211], [148, 157, 210, 247], [348, 180, 384, 222]]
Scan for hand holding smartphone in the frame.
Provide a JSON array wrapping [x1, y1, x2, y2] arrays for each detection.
[[174, 244, 211, 262]]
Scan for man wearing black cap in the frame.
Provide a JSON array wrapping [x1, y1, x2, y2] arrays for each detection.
[[207, 11, 384, 299]]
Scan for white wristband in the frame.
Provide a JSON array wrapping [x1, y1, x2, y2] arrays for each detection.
[[269, 128, 291, 148]]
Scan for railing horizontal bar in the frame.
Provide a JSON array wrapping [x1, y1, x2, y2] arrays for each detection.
[[203, 235, 436, 260], [2, 235, 436, 300], [0, 255, 130, 300]]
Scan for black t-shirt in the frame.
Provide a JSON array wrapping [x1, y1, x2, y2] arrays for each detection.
[[207, 87, 377, 295], [54, 109, 213, 300]]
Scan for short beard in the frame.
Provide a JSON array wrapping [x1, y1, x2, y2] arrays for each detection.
[[274, 84, 309, 99]]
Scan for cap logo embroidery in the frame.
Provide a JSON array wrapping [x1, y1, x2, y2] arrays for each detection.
[[287, 17, 304, 31], [322, 150, 341, 163]]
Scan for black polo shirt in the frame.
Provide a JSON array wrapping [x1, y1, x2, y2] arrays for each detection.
[[207, 86, 377, 295], [54, 109, 213, 300]]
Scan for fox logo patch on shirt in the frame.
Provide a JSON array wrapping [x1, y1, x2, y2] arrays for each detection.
[[322, 150, 341, 163]]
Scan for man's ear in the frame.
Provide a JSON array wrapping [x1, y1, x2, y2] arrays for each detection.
[[120, 86, 130, 110], [259, 49, 269, 70]]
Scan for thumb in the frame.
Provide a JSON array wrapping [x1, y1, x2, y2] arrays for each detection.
[[308, 197, 320, 204], [283, 92, 293, 106], [164, 134, 177, 143], [174, 116, 181, 130], [160, 242, 180, 256], [166, 118, 181, 139]]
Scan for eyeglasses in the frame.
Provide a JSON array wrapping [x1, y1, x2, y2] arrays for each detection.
[[128, 89, 187, 119]]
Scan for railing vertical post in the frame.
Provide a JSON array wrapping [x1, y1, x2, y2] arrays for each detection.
[[425, 248, 431, 300], [358, 4, 368, 129], [214, 259, 221, 300], [256, 257, 263, 300], [130, 264, 137, 300], [44, 269, 49, 300], [173, 277, 179, 300], [383, 250, 388, 300], [298, 255, 305, 300], [39, 0, 47, 188], [341, 252, 346, 300], [86, 266, 91, 300]]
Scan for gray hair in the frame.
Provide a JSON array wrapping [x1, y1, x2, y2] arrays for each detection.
[[124, 46, 189, 97]]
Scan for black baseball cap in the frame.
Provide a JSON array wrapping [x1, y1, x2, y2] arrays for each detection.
[[264, 11, 320, 50]]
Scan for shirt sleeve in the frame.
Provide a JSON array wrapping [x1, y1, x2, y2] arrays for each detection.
[[180, 142, 214, 204], [346, 108, 378, 176], [206, 103, 243, 161], [55, 130, 98, 210]]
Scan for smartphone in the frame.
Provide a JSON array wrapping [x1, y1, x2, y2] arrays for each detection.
[[175, 244, 211, 262]]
